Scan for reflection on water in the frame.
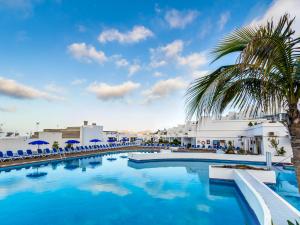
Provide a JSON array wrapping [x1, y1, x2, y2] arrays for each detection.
[[0, 152, 263, 225]]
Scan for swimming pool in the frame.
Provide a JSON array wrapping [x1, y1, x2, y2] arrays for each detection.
[[0, 152, 262, 225]]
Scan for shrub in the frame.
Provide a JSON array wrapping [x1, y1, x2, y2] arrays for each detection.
[[52, 141, 59, 149]]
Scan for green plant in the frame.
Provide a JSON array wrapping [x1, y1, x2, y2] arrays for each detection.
[[237, 148, 246, 155], [269, 138, 286, 156], [248, 122, 253, 127], [52, 141, 59, 149], [225, 140, 235, 154], [170, 139, 181, 146], [278, 146, 286, 156], [186, 14, 300, 189]]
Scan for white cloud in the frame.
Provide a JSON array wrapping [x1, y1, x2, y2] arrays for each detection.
[[165, 9, 199, 29], [153, 72, 164, 77], [161, 40, 184, 57], [149, 60, 167, 68], [191, 70, 210, 79], [178, 52, 208, 69], [98, 26, 153, 44], [149, 40, 184, 68], [150, 40, 208, 70], [71, 78, 86, 85], [250, 0, 300, 36], [0, 106, 17, 113], [0, 77, 62, 101], [218, 11, 230, 30], [68, 42, 107, 64], [115, 58, 129, 67], [143, 77, 187, 103], [111, 55, 141, 76], [128, 63, 141, 76], [87, 81, 140, 100]]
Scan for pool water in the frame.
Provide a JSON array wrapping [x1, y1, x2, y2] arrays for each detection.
[[0, 152, 261, 225], [270, 168, 300, 211]]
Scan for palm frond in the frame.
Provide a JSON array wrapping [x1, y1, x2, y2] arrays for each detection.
[[186, 14, 300, 122]]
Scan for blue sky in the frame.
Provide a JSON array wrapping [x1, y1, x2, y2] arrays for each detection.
[[0, 0, 299, 133]]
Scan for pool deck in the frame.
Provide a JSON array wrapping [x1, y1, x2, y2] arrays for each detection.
[[128, 152, 291, 164]]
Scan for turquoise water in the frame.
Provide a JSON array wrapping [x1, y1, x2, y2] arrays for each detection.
[[0, 152, 261, 225], [270, 168, 300, 211]]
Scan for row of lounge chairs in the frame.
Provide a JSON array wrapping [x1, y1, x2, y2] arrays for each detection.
[[0, 143, 138, 162], [141, 143, 180, 147], [190, 145, 241, 150]]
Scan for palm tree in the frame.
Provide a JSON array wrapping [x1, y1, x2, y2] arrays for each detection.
[[186, 14, 300, 189]]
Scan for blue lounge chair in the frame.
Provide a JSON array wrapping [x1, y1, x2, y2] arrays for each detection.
[[52, 148, 58, 154], [45, 148, 51, 156], [37, 149, 44, 157], [6, 150, 20, 160], [59, 148, 64, 154], [17, 150, 27, 159], [0, 151, 9, 161], [26, 149, 34, 157], [64, 147, 70, 154]]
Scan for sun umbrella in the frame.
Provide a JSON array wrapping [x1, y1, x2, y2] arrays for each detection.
[[90, 139, 101, 143], [65, 140, 80, 144], [28, 140, 49, 149], [90, 139, 101, 147]]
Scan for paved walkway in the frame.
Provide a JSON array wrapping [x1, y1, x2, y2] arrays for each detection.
[[236, 170, 300, 225]]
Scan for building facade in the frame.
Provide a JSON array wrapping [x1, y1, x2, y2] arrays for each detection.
[[165, 118, 292, 156]]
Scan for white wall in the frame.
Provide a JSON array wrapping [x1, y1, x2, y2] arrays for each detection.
[[80, 125, 104, 145], [247, 123, 292, 156], [0, 136, 30, 152]]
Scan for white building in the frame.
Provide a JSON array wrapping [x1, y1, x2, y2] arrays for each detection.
[[166, 118, 292, 156], [0, 121, 105, 152]]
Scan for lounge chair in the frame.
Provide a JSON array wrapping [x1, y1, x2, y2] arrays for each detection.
[[17, 150, 27, 159], [0, 151, 9, 161], [64, 147, 70, 154], [44, 148, 52, 156], [37, 149, 45, 157], [52, 148, 58, 155], [6, 150, 20, 160], [26, 149, 35, 158], [59, 148, 64, 154]]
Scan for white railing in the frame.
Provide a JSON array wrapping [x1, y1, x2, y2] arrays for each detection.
[[234, 170, 272, 225]]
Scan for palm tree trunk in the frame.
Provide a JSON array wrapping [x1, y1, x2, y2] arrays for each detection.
[[289, 121, 300, 191]]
